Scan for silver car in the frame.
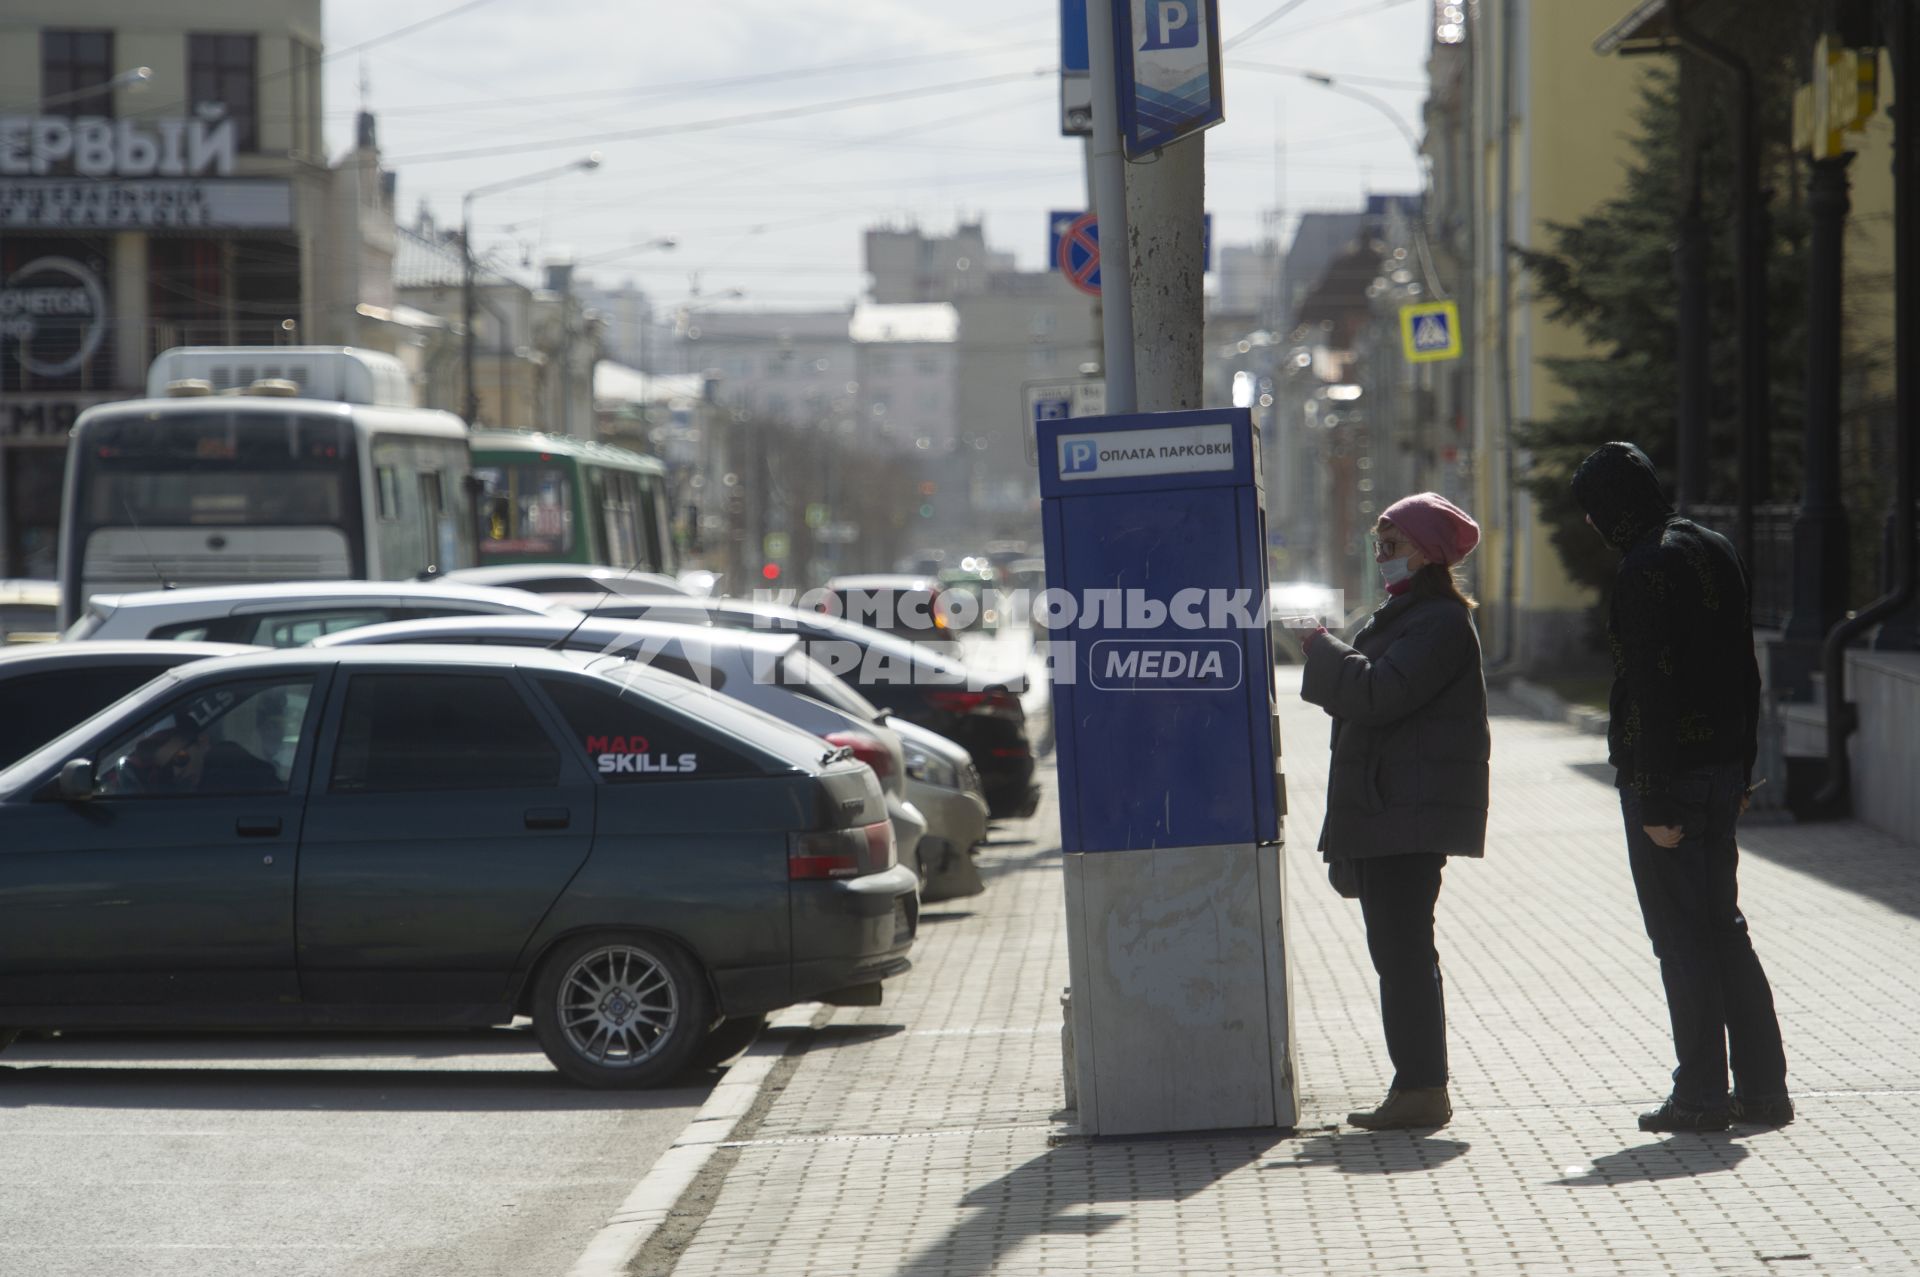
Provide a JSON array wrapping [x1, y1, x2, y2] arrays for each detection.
[[312, 616, 989, 900]]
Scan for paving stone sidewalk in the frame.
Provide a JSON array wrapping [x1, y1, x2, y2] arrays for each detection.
[[641, 671, 1920, 1276]]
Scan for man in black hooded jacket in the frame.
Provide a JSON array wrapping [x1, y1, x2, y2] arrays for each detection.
[[1571, 442, 1791, 1134]]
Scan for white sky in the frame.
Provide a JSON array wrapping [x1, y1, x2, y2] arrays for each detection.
[[322, 0, 1431, 309]]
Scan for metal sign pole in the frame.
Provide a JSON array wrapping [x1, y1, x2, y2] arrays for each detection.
[[1085, 0, 1136, 414]]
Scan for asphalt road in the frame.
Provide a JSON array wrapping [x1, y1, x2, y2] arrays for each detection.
[[0, 1027, 713, 1277]]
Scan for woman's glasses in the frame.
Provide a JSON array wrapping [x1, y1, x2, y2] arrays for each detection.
[[1372, 536, 1404, 558]]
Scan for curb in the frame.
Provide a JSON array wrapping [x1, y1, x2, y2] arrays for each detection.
[[1504, 677, 1609, 736], [564, 1004, 822, 1277]]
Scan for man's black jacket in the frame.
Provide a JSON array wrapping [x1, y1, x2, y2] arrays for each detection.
[[1572, 443, 1761, 827]]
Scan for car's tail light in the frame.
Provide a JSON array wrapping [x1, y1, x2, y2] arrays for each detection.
[[925, 687, 1023, 719], [789, 820, 895, 880], [825, 730, 893, 780]]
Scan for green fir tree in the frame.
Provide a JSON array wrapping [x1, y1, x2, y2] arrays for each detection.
[[1513, 57, 1809, 599]]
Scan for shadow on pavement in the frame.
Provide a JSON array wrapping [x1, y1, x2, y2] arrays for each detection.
[[1736, 819, 1920, 922], [1264, 1131, 1470, 1175], [1569, 761, 1618, 787], [0, 1062, 704, 1112], [981, 844, 1062, 878], [1550, 1132, 1748, 1186], [5, 1027, 542, 1063], [898, 1132, 1285, 1277], [803, 1022, 905, 1046], [0, 1027, 720, 1110]]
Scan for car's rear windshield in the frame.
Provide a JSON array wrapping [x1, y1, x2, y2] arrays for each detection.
[[587, 662, 837, 774], [779, 650, 882, 720]]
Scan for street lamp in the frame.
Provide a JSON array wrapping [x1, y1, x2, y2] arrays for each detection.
[[1299, 72, 1445, 300], [1231, 63, 1446, 297], [461, 151, 601, 425], [571, 236, 677, 269], [2, 64, 152, 111]]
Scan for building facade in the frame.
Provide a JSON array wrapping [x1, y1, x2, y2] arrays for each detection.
[[0, 0, 328, 578], [849, 301, 958, 454], [1441, 0, 1653, 670]]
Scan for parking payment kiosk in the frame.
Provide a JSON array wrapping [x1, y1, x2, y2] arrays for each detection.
[[1038, 406, 1296, 1136]]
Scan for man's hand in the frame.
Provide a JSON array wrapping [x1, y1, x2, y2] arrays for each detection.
[[1643, 824, 1684, 849]]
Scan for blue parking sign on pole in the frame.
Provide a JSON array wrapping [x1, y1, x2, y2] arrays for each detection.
[[1113, 0, 1224, 158]]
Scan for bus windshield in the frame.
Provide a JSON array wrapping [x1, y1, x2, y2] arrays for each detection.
[[81, 411, 351, 528], [475, 462, 575, 557]]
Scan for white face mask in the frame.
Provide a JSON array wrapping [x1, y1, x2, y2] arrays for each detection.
[[1379, 555, 1415, 588]]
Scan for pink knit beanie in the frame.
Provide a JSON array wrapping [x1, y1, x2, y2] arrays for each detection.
[[1380, 492, 1480, 567]]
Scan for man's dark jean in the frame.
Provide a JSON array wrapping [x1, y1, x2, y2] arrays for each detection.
[[1620, 761, 1788, 1108], [1355, 853, 1448, 1090]]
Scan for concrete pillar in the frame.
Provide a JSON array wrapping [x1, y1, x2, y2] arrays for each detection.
[[113, 233, 149, 389], [1126, 132, 1207, 412]]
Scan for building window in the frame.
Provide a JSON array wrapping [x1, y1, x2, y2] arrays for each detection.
[[41, 30, 114, 117], [190, 33, 259, 152]]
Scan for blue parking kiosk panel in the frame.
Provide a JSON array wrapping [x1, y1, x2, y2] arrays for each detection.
[[1038, 407, 1281, 853]]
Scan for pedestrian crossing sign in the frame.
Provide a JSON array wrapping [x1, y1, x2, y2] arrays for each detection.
[[1399, 300, 1462, 363]]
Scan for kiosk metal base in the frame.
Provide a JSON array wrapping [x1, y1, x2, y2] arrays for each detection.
[[1062, 841, 1297, 1136]]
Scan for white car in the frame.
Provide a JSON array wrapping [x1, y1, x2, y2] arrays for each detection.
[[65, 581, 569, 646], [312, 615, 989, 900], [436, 564, 695, 597]]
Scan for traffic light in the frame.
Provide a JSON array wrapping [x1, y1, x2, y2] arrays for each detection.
[[761, 562, 781, 580], [918, 480, 937, 497], [918, 503, 934, 519]]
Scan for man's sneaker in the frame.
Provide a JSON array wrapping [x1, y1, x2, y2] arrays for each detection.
[[1346, 1087, 1451, 1131], [1637, 1098, 1731, 1133], [1730, 1094, 1795, 1127]]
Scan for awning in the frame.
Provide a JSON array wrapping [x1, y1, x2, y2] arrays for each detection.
[[1594, 0, 1675, 56]]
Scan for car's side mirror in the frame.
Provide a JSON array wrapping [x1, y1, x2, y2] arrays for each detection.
[[57, 758, 96, 802]]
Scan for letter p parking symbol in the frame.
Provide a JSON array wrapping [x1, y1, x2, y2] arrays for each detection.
[[1141, 1, 1199, 50], [1062, 439, 1099, 474]]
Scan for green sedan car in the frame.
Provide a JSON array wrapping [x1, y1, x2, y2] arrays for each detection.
[[0, 646, 917, 1087]]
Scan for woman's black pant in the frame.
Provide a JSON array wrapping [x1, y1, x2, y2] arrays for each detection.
[[1355, 853, 1449, 1090]]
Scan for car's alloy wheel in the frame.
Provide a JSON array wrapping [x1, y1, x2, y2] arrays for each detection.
[[533, 935, 709, 1088]]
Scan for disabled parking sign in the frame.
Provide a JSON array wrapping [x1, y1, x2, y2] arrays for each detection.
[[1400, 300, 1462, 363]]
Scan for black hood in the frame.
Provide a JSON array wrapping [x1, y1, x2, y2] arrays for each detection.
[[1571, 442, 1672, 551]]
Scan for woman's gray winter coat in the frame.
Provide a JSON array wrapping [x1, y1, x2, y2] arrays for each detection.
[[1299, 591, 1489, 862]]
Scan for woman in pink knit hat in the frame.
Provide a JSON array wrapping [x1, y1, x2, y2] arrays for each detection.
[[1297, 491, 1490, 1132]]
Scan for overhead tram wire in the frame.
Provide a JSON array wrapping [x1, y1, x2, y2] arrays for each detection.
[[384, 69, 1049, 165], [1226, 61, 1428, 92], [124, 0, 508, 120], [321, 37, 1055, 121], [1236, 0, 1421, 48], [463, 84, 1053, 229], [1224, 0, 1320, 50]]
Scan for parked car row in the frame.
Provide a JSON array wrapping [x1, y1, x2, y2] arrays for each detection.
[[0, 567, 1040, 1085]]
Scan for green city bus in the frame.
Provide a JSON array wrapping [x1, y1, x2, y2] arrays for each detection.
[[469, 430, 676, 572]]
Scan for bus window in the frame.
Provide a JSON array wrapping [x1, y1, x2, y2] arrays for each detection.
[[598, 468, 644, 570], [637, 473, 673, 574], [475, 463, 575, 559], [417, 471, 458, 573]]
